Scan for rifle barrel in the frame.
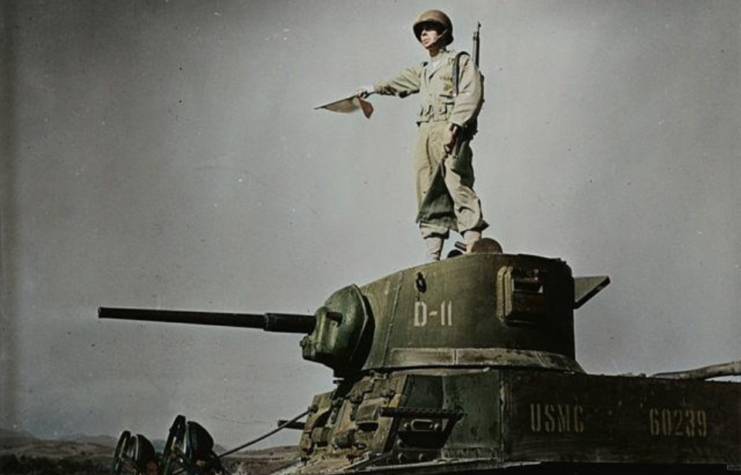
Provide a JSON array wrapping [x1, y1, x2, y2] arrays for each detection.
[[473, 22, 481, 67]]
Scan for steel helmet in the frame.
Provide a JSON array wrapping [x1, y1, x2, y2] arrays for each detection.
[[183, 421, 215, 462], [413, 10, 454, 46]]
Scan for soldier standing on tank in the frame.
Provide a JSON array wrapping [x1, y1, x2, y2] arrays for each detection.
[[358, 10, 487, 262]]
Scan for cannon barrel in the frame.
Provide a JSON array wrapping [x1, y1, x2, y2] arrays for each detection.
[[98, 307, 315, 334]]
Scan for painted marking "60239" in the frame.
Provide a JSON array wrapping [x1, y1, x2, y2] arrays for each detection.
[[648, 408, 708, 437]]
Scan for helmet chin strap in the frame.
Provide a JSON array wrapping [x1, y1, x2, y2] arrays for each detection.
[[438, 29, 449, 45], [425, 29, 448, 49]]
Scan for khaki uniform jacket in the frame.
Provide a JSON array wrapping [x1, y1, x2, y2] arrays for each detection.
[[374, 50, 483, 128]]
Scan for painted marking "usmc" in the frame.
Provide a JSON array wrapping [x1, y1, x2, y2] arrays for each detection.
[[414, 301, 453, 327], [529, 403, 585, 434]]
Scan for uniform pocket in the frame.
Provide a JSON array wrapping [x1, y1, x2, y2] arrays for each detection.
[[436, 94, 455, 115], [439, 73, 454, 93]]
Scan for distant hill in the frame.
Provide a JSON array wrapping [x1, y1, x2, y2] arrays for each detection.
[[0, 431, 111, 475], [68, 434, 119, 448], [0, 429, 36, 440], [0, 440, 111, 461], [0, 428, 37, 450]]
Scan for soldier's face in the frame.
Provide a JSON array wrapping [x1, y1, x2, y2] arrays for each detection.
[[419, 23, 443, 49]]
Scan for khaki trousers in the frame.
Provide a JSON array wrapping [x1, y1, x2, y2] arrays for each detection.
[[413, 122, 487, 238]]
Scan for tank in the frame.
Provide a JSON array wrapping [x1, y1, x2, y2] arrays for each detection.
[[100, 242, 741, 474]]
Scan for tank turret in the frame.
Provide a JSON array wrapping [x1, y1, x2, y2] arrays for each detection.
[[101, 252, 608, 376]]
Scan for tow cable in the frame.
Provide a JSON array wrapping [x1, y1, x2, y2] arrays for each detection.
[[217, 409, 309, 458]]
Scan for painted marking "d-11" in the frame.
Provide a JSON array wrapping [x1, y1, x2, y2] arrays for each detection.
[[414, 301, 453, 327]]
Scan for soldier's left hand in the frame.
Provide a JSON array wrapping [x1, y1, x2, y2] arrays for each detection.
[[444, 124, 459, 154]]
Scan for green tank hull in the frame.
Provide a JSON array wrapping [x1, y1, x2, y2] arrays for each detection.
[[296, 369, 740, 474]]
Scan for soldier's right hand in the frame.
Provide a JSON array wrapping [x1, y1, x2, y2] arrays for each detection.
[[356, 85, 375, 98]]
